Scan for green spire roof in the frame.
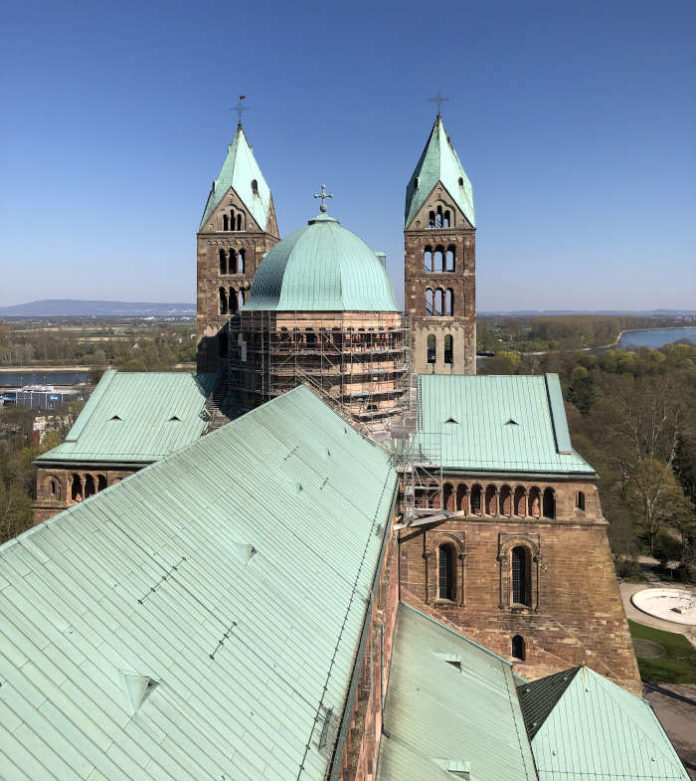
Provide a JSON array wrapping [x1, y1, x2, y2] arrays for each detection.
[[200, 124, 274, 231], [405, 115, 475, 228], [244, 212, 399, 312]]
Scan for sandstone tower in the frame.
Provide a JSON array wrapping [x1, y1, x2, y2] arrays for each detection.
[[196, 123, 280, 372], [404, 115, 476, 375]]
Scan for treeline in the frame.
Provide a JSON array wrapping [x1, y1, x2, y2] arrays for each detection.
[[482, 343, 696, 579], [0, 321, 196, 369], [0, 404, 81, 544], [477, 315, 686, 353]]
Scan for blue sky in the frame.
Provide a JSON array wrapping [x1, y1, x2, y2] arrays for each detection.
[[1, 0, 694, 310]]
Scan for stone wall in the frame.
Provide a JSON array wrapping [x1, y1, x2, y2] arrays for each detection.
[[399, 474, 642, 694], [196, 188, 279, 373], [404, 188, 476, 375], [33, 466, 139, 523]]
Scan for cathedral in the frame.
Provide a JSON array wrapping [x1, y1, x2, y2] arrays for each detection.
[[11, 110, 689, 780]]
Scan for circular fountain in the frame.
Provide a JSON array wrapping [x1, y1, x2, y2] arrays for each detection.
[[631, 588, 696, 626]]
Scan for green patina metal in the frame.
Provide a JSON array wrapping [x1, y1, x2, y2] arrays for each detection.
[[36, 370, 217, 465], [415, 374, 595, 475], [405, 115, 475, 228], [200, 124, 273, 231], [518, 666, 690, 780], [243, 212, 399, 312], [377, 603, 538, 780], [1, 386, 398, 780]]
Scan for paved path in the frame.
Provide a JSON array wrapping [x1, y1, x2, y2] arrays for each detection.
[[621, 582, 696, 648]]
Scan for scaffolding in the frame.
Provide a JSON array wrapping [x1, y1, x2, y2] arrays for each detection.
[[227, 310, 412, 432]]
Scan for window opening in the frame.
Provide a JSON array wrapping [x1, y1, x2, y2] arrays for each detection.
[[444, 334, 453, 364], [511, 635, 526, 661], [576, 491, 585, 511], [438, 544, 455, 600], [427, 334, 436, 364], [512, 547, 530, 606]]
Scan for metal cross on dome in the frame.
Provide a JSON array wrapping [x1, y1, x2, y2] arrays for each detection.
[[232, 95, 248, 126], [429, 91, 449, 116], [313, 184, 334, 213]]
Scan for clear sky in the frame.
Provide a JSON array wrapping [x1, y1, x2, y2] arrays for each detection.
[[1, 0, 694, 311]]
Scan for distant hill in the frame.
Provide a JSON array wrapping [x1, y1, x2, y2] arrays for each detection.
[[0, 300, 196, 317]]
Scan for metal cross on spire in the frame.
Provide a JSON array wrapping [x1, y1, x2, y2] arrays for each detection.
[[429, 91, 449, 116], [313, 184, 334, 213], [232, 95, 248, 126]]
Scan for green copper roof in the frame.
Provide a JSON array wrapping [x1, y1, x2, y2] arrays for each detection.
[[518, 666, 690, 780], [1, 386, 398, 781], [377, 603, 538, 781], [200, 124, 274, 231], [405, 115, 475, 228], [244, 212, 399, 312], [415, 374, 595, 475], [36, 370, 217, 465]]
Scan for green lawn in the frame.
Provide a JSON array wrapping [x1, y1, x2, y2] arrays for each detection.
[[629, 620, 696, 684]]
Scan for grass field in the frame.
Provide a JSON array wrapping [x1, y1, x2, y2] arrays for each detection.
[[629, 620, 696, 684]]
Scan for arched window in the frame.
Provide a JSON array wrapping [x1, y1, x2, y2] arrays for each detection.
[[222, 214, 229, 231], [427, 334, 436, 364], [458, 176, 464, 187], [229, 288, 238, 314], [251, 179, 258, 194], [444, 334, 453, 364], [219, 287, 228, 315], [576, 491, 586, 511], [443, 210, 451, 228], [500, 485, 512, 516], [443, 483, 454, 511], [435, 206, 443, 228], [485, 485, 497, 515], [423, 247, 433, 272], [239, 249, 245, 273], [511, 635, 526, 661], [84, 474, 95, 499], [219, 248, 227, 275], [425, 288, 434, 317], [445, 289, 453, 316], [228, 249, 237, 274], [511, 547, 531, 606], [97, 475, 107, 492], [543, 488, 555, 519], [438, 544, 456, 600], [529, 487, 541, 518], [456, 484, 468, 512], [238, 289, 245, 309], [434, 288, 444, 316], [236, 213, 242, 231], [434, 247, 444, 272], [514, 487, 526, 517], [471, 485, 482, 515], [446, 246, 455, 272], [306, 328, 316, 347], [71, 474, 82, 502], [428, 211, 435, 228]]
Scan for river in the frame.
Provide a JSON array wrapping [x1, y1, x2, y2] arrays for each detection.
[[0, 370, 90, 386], [618, 327, 696, 349]]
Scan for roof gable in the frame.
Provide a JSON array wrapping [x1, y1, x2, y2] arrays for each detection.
[[415, 374, 595, 475], [377, 603, 538, 781], [199, 124, 275, 233], [526, 666, 689, 780], [405, 116, 475, 228], [2, 386, 398, 780], [36, 370, 217, 465]]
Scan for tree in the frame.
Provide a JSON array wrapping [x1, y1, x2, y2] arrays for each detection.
[[625, 458, 693, 555]]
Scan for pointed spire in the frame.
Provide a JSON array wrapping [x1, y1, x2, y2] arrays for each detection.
[[200, 124, 273, 231], [404, 115, 475, 228]]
